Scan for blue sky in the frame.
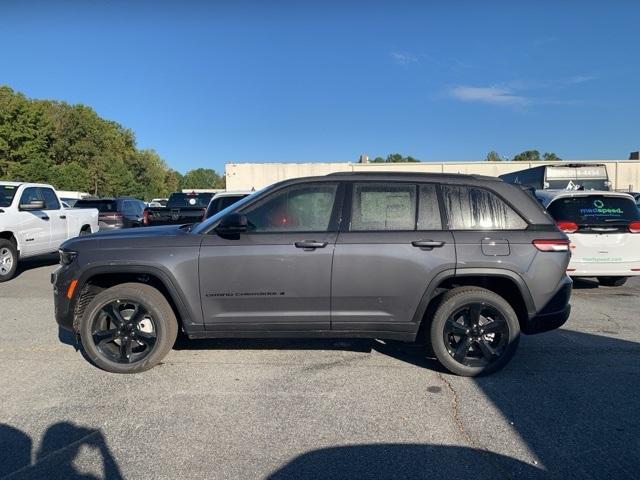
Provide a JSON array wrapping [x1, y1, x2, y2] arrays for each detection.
[[2, 1, 639, 173]]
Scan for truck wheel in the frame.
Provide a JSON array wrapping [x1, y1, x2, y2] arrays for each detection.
[[429, 287, 520, 377], [79, 282, 178, 373], [597, 276, 628, 287], [0, 239, 18, 282]]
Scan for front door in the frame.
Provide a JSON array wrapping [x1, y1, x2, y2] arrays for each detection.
[[331, 182, 456, 332], [15, 187, 51, 256], [199, 182, 343, 332], [40, 187, 66, 250]]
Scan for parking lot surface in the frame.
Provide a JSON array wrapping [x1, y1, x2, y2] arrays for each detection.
[[1, 258, 639, 479]]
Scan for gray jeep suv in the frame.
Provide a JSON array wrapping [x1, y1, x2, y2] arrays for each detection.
[[53, 172, 572, 376]]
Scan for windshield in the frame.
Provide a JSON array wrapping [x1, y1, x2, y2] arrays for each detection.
[[167, 193, 213, 208], [0, 185, 18, 207], [547, 195, 640, 224], [75, 200, 117, 212], [192, 189, 264, 234]]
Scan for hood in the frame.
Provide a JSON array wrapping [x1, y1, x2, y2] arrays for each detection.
[[61, 224, 202, 251]]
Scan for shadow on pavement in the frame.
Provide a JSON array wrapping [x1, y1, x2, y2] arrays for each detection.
[[0, 421, 123, 479], [13, 253, 58, 280]]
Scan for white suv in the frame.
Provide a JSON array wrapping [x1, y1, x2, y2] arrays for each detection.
[[537, 190, 640, 286]]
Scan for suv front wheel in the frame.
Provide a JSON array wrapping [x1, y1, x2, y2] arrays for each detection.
[[430, 287, 520, 377], [79, 282, 178, 374]]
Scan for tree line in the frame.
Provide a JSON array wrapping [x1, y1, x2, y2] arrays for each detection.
[[486, 150, 561, 162], [0, 86, 224, 199]]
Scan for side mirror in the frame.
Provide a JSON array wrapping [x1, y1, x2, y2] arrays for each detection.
[[216, 213, 248, 235], [19, 200, 45, 211]]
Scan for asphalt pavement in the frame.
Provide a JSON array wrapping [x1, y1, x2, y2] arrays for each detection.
[[1, 257, 638, 479]]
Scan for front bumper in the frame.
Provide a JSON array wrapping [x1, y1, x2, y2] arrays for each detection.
[[522, 279, 572, 335], [51, 265, 77, 332]]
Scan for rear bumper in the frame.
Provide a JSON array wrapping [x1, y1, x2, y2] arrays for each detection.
[[567, 263, 640, 277], [522, 279, 572, 335]]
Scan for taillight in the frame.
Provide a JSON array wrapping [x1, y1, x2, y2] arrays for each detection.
[[556, 221, 578, 233], [628, 221, 640, 233], [143, 209, 149, 225], [532, 239, 571, 252]]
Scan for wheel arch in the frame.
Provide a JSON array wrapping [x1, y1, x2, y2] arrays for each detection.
[[73, 264, 201, 333], [413, 268, 536, 339], [0, 231, 19, 251]]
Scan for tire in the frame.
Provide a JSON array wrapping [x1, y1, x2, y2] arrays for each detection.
[[597, 276, 628, 287], [79, 282, 178, 373], [0, 239, 18, 282], [429, 287, 520, 377]]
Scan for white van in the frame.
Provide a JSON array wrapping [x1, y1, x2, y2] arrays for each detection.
[[536, 190, 640, 286]]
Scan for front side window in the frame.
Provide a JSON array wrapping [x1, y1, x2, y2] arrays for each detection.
[[243, 183, 338, 232], [19, 187, 43, 207], [40, 188, 60, 210], [351, 183, 416, 231], [442, 185, 527, 230]]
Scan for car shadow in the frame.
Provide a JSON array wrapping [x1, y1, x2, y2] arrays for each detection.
[[0, 421, 123, 479], [571, 277, 599, 289], [13, 253, 58, 280]]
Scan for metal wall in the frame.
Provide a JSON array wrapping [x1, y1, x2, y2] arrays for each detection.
[[225, 160, 640, 191]]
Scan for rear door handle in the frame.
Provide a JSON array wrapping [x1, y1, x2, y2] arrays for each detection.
[[295, 240, 328, 249], [411, 240, 445, 249], [59, 215, 66, 219]]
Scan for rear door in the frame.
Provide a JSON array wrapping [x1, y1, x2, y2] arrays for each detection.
[[199, 181, 343, 331], [331, 182, 455, 333], [40, 187, 67, 249]]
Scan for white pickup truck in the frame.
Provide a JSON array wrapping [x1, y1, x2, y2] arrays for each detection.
[[0, 182, 99, 281]]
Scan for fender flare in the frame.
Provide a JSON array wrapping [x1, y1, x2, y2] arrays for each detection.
[[75, 262, 202, 327], [410, 267, 537, 326]]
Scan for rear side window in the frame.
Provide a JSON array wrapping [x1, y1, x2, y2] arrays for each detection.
[[351, 183, 416, 231], [40, 188, 60, 210], [75, 200, 117, 212], [0, 185, 18, 207], [547, 196, 640, 224], [417, 184, 442, 230], [442, 185, 527, 230]]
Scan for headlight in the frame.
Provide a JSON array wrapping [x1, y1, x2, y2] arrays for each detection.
[[59, 250, 78, 265]]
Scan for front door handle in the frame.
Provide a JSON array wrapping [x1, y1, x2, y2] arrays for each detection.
[[295, 240, 328, 250], [41, 215, 50, 221], [412, 239, 445, 250], [59, 215, 67, 219]]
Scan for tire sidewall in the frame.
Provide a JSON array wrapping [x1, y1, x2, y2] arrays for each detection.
[[430, 289, 520, 377], [79, 284, 176, 373], [0, 239, 18, 282]]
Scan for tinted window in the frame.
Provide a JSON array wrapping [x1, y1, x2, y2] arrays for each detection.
[[243, 184, 337, 232], [40, 188, 60, 210], [351, 183, 416, 231], [0, 185, 18, 207], [167, 193, 213, 208], [75, 200, 118, 212], [19, 187, 42, 206], [547, 196, 640, 224], [417, 184, 442, 230], [122, 201, 136, 215], [442, 185, 527, 230], [205, 195, 248, 219]]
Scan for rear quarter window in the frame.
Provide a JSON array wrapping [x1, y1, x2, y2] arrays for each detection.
[[442, 185, 527, 230]]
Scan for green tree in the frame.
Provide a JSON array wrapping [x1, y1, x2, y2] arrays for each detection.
[[512, 150, 541, 162], [542, 152, 561, 161], [486, 151, 504, 162], [182, 168, 224, 190], [371, 153, 420, 163]]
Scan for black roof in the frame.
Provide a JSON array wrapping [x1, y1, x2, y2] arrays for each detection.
[[325, 171, 501, 182]]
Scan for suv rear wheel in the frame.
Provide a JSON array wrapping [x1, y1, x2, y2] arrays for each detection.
[[79, 282, 178, 373], [597, 276, 628, 287], [429, 287, 520, 376]]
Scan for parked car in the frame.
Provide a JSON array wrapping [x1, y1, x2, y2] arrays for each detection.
[[204, 191, 252, 219], [74, 197, 146, 230], [537, 190, 640, 286], [150, 198, 168, 207], [500, 163, 611, 191], [144, 191, 213, 226], [53, 172, 572, 376], [0, 182, 98, 282]]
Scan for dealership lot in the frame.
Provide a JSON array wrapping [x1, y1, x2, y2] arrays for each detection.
[[1, 259, 639, 479]]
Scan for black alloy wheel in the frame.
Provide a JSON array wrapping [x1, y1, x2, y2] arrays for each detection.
[[90, 300, 158, 364]]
